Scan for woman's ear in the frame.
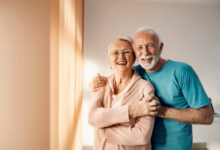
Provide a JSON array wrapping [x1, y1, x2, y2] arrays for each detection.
[[133, 52, 136, 64], [108, 56, 112, 66]]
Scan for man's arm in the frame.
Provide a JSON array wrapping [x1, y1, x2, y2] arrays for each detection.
[[89, 73, 214, 125], [156, 64, 213, 125], [157, 104, 213, 124], [147, 64, 214, 125], [88, 74, 160, 124], [143, 95, 213, 124]]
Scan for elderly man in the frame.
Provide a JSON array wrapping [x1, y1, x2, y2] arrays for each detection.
[[89, 26, 213, 150]]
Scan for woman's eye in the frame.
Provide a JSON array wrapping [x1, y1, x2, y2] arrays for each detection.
[[113, 52, 118, 55]]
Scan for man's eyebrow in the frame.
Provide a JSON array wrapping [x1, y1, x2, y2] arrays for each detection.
[[147, 42, 156, 45]]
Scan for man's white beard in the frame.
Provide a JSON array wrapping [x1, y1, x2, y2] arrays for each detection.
[[137, 53, 160, 70]]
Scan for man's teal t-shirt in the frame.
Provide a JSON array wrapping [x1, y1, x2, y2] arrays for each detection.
[[134, 60, 211, 150]]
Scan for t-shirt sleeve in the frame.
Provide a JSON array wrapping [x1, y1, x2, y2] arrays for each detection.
[[178, 64, 211, 109]]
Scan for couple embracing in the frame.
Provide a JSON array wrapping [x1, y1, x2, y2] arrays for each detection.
[[88, 26, 213, 150]]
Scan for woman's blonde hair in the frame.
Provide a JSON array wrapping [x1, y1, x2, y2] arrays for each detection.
[[108, 36, 136, 63], [108, 36, 133, 56]]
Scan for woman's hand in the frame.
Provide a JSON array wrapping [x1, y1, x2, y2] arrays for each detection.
[[89, 73, 107, 92]]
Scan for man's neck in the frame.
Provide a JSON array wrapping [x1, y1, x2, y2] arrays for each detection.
[[145, 58, 168, 72]]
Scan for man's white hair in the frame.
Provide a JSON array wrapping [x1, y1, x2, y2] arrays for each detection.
[[108, 36, 133, 56], [135, 26, 162, 45]]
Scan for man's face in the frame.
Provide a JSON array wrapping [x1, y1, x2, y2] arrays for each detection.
[[133, 31, 161, 71]]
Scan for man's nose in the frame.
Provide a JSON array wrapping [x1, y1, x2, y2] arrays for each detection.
[[142, 46, 149, 56]]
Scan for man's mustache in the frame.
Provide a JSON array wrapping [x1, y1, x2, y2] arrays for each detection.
[[140, 55, 155, 59]]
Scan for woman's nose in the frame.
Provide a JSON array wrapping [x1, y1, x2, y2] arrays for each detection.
[[118, 52, 125, 58]]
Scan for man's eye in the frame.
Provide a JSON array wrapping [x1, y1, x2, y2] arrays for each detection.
[[148, 45, 154, 48], [137, 47, 142, 50]]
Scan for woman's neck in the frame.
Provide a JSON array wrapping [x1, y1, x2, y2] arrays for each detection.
[[113, 70, 133, 95]]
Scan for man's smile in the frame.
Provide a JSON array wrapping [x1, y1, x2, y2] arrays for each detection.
[[141, 58, 152, 64]]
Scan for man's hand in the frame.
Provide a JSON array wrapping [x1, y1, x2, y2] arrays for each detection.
[[89, 73, 107, 92], [145, 94, 164, 117], [129, 94, 163, 118]]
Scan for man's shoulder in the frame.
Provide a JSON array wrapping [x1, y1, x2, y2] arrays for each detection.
[[134, 64, 143, 72], [169, 60, 194, 74], [134, 65, 144, 77]]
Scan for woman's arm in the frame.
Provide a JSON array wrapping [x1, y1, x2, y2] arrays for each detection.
[[104, 115, 155, 145], [103, 82, 155, 145], [88, 88, 130, 128]]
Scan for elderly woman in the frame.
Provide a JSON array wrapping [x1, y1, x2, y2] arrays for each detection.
[[88, 37, 155, 150]]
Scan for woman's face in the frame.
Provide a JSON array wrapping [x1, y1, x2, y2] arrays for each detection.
[[109, 40, 135, 73]]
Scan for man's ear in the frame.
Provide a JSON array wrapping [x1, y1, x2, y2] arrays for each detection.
[[159, 43, 164, 53]]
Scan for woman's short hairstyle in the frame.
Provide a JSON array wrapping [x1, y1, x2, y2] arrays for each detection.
[[108, 36, 133, 56], [108, 36, 136, 62]]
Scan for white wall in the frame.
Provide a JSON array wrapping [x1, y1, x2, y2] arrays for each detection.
[[0, 1, 50, 150], [83, 0, 220, 146]]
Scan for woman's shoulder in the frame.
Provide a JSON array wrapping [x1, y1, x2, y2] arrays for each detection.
[[138, 78, 154, 90]]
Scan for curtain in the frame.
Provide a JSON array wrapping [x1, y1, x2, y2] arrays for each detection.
[[50, 0, 84, 150]]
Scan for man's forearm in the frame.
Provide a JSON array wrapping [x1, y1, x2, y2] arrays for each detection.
[[158, 105, 213, 124]]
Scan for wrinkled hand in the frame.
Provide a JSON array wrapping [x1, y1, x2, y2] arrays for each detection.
[[89, 73, 107, 92], [144, 94, 164, 117], [129, 94, 163, 118]]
